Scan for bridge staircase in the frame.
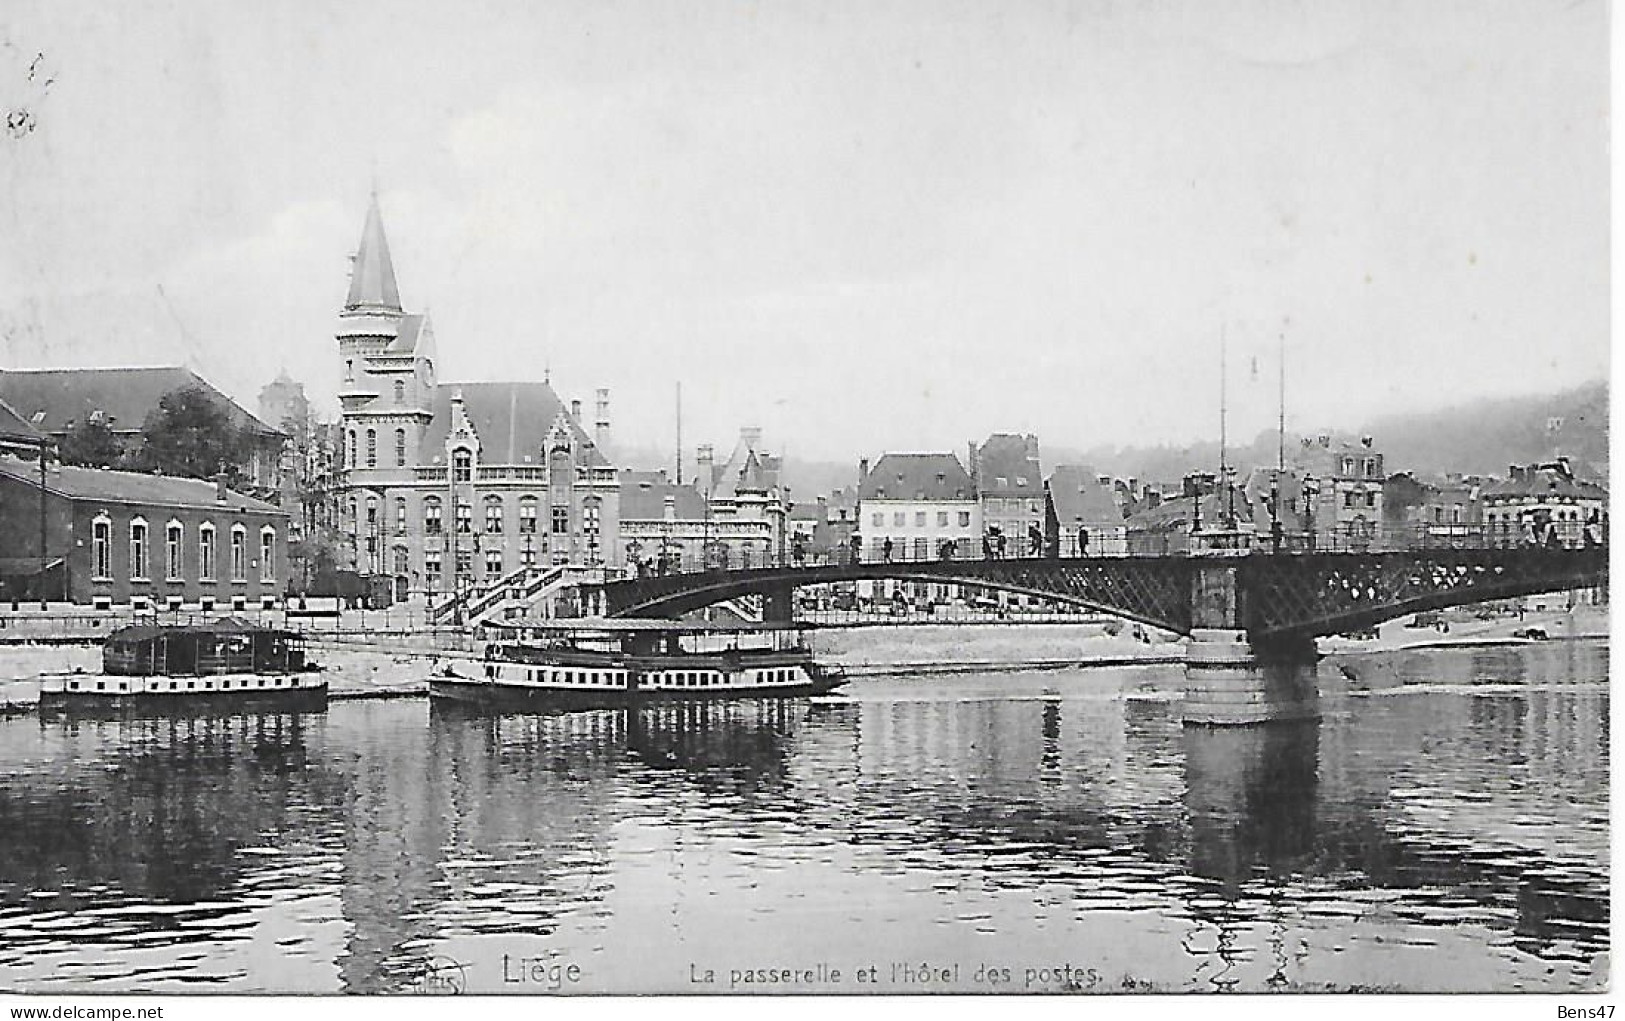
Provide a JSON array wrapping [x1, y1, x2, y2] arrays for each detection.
[[431, 565, 601, 626]]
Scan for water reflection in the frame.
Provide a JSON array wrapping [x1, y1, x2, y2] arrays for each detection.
[[0, 642, 1607, 993]]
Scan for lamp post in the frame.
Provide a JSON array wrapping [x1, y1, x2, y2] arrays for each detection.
[[1302, 475, 1320, 552], [37, 433, 48, 609], [1269, 475, 1282, 554]]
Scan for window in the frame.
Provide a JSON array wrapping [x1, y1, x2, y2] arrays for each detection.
[[453, 448, 472, 482], [345, 359, 354, 382], [871, 512, 883, 527], [958, 511, 972, 528], [424, 498, 443, 535], [519, 497, 538, 533], [583, 499, 601, 535], [520, 544, 536, 567], [455, 501, 473, 534], [165, 522, 183, 579], [551, 506, 569, 534], [455, 549, 472, 576], [393, 380, 405, 405], [365, 496, 378, 525], [92, 517, 111, 579], [230, 525, 247, 580], [912, 537, 927, 559], [893, 512, 905, 527], [914, 511, 926, 527], [393, 547, 409, 575], [395, 497, 407, 534], [260, 528, 276, 582], [425, 549, 442, 577], [937, 511, 948, 527], [199, 523, 215, 580], [348, 430, 356, 468], [485, 497, 504, 534], [995, 477, 1008, 488], [365, 429, 377, 468], [129, 519, 149, 580], [485, 550, 503, 576], [395, 428, 407, 467]]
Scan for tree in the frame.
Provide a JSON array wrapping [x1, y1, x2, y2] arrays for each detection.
[[58, 415, 123, 468], [133, 386, 253, 484]]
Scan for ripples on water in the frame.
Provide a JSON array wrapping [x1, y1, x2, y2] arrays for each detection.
[[0, 642, 1607, 994]]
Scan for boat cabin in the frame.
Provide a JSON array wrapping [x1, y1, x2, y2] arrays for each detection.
[[484, 618, 810, 659], [103, 619, 307, 677]]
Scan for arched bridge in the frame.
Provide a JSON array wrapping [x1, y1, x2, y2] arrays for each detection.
[[600, 547, 1607, 642]]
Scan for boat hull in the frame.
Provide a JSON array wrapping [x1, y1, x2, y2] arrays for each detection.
[[38, 672, 328, 715], [429, 674, 845, 711]]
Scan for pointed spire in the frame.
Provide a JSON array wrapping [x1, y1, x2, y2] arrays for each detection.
[[344, 191, 402, 312]]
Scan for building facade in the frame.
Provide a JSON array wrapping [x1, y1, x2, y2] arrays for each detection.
[[1290, 435, 1386, 549], [1481, 458, 1606, 545], [971, 433, 1045, 556], [333, 195, 621, 604], [857, 453, 980, 562], [0, 459, 288, 608]]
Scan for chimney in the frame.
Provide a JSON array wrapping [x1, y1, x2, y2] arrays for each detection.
[[858, 458, 870, 488], [696, 444, 714, 491], [214, 472, 229, 502], [570, 399, 582, 422], [594, 388, 611, 453], [967, 441, 978, 485]]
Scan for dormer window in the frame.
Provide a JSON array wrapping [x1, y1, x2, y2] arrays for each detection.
[[453, 448, 473, 483], [995, 477, 1008, 488], [393, 380, 405, 405]]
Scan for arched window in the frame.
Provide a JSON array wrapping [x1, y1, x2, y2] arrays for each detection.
[[230, 525, 247, 580], [366, 429, 377, 468], [452, 448, 473, 483], [165, 521, 184, 579], [455, 500, 473, 534], [393, 546, 410, 576], [129, 518, 149, 581], [394, 497, 407, 534], [424, 497, 443, 535], [518, 496, 538, 534], [485, 495, 504, 534], [260, 527, 276, 582], [199, 523, 216, 580], [348, 430, 357, 468], [92, 515, 112, 579], [395, 428, 407, 467], [393, 380, 405, 405]]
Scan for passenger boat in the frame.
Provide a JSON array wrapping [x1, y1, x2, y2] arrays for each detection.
[[38, 618, 327, 711], [429, 618, 847, 710]]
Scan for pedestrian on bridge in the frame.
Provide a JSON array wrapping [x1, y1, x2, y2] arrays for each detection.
[[882, 537, 894, 563]]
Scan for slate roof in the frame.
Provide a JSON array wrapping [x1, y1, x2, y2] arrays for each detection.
[[419, 381, 611, 468], [0, 367, 282, 438], [1045, 465, 1125, 527], [0, 395, 43, 444], [619, 469, 707, 520], [975, 433, 1042, 495], [1481, 464, 1607, 501], [0, 462, 283, 514], [859, 453, 975, 501], [1125, 490, 1257, 531], [345, 193, 402, 312]]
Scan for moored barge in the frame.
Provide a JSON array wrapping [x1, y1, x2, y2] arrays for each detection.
[[39, 618, 327, 711]]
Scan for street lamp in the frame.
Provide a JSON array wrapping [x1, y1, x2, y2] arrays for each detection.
[[1302, 475, 1320, 552], [1269, 475, 1282, 554]]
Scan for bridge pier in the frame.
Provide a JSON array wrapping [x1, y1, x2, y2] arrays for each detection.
[[762, 584, 795, 625], [1183, 629, 1319, 725]]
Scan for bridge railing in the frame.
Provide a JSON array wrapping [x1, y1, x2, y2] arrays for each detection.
[[614, 519, 1606, 580]]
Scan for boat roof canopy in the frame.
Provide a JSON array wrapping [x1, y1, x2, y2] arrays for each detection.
[[490, 617, 798, 634], [107, 617, 297, 643]]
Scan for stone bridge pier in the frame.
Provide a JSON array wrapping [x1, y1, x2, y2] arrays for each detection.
[[1183, 559, 1319, 726]]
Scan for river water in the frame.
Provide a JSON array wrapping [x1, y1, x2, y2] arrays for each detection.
[[0, 641, 1607, 994]]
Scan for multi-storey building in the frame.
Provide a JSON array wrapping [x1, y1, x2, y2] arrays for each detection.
[[1481, 458, 1606, 545], [1043, 465, 1127, 556], [970, 433, 1044, 556], [333, 195, 620, 604], [1290, 435, 1385, 549], [857, 453, 979, 562], [0, 459, 288, 608]]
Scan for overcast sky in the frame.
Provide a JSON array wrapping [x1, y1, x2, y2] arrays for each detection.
[[0, 0, 1608, 463]]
